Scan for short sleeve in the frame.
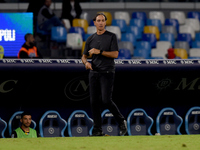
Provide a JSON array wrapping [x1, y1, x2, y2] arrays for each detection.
[[110, 34, 119, 52], [83, 39, 90, 56]]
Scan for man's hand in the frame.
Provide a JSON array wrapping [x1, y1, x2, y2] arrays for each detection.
[[85, 62, 93, 70], [88, 48, 100, 55]]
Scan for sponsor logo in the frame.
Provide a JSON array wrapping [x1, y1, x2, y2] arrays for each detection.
[[48, 128, 54, 134], [146, 60, 159, 65], [156, 78, 172, 90], [135, 125, 141, 132], [134, 112, 144, 116], [165, 124, 171, 131], [193, 123, 199, 130], [0, 29, 16, 41], [105, 113, 114, 117], [114, 60, 124, 64], [57, 60, 70, 64], [164, 112, 173, 115], [47, 115, 57, 118], [163, 60, 177, 65], [64, 76, 89, 101], [75, 114, 85, 118], [20, 59, 34, 63], [77, 127, 83, 133], [128, 60, 142, 65], [38, 59, 52, 63], [2, 59, 16, 63], [181, 60, 194, 64], [192, 111, 200, 115], [107, 126, 113, 132]]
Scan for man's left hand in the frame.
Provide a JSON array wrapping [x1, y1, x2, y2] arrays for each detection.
[[88, 48, 100, 55]]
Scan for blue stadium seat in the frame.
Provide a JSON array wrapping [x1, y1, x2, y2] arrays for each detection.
[[0, 118, 7, 138], [121, 33, 136, 46], [146, 19, 162, 32], [196, 32, 200, 41], [118, 41, 134, 56], [39, 110, 67, 137], [100, 109, 120, 136], [118, 49, 131, 59], [160, 33, 175, 47], [192, 41, 200, 48], [51, 26, 67, 43], [177, 33, 192, 47], [69, 27, 85, 41], [8, 111, 36, 136], [126, 26, 142, 40], [127, 108, 153, 135], [156, 107, 183, 135], [185, 106, 200, 135], [84, 34, 92, 41], [142, 33, 157, 48], [112, 19, 127, 33], [187, 11, 200, 21], [134, 41, 151, 59], [165, 19, 179, 33], [129, 19, 145, 34], [89, 20, 94, 26], [68, 110, 93, 137], [131, 12, 147, 22]]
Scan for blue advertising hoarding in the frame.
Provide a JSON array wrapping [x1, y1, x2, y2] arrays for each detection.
[[0, 13, 33, 57]]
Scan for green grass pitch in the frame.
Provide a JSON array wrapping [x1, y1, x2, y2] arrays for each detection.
[[0, 135, 200, 150]]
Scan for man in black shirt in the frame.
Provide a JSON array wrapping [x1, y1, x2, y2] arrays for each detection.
[[81, 13, 127, 136]]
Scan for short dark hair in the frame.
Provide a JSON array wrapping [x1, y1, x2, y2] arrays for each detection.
[[21, 111, 32, 119], [24, 33, 32, 41], [93, 13, 107, 21]]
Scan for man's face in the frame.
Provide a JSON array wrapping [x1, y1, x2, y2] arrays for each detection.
[[28, 35, 35, 44], [45, 0, 52, 8], [20, 115, 32, 128], [94, 15, 106, 31]]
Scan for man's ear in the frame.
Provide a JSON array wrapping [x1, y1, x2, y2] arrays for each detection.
[[20, 119, 22, 123]]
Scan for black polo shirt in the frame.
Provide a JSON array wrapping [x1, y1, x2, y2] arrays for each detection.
[[83, 30, 119, 72]]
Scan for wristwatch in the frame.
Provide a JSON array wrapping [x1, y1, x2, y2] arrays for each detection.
[[100, 50, 103, 55]]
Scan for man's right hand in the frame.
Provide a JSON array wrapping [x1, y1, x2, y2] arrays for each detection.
[[85, 62, 93, 70]]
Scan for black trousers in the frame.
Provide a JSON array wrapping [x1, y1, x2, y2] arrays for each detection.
[[89, 71, 125, 132]]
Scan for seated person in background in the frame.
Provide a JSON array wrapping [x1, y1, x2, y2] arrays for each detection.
[[11, 112, 39, 138], [37, 0, 65, 32], [18, 33, 42, 59], [61, 0, 82, 26]]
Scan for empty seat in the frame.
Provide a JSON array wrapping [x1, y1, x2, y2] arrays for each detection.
[[118, 41, 134, 56], [106, 26, 121, 40], [160, 33, 175, 47], [185, 18, 200, 32], [80, 11, 92, 25], [131, 12, 147, 21], [142, 33, 157, 48], [151, 49, 166, 59], [114, 11, 130, 25], [126, 26, 142, 40], [68, 110, 93, 137], [146, 19, 162, 32], [192, 41, 200, 48], [156, 41, 172, 50], [121, 33, 136, 46], [97, 11, 112, 26], [174, 48, 188, 59], [189, 48, 200, 57], [87, 26, 96, 34], [174, 41, 190, 53], [179, 25, 195, 40], [177, 33, 192, 47], [118, 49, 131, 59], [187, 11, 200, 21], [162, 25, 177, 39], [196, 32, 200, 41], [164, 19, 179, 33], [129, 19, 145, 33], [149, 11, 165, 24], [69, 27, 85, 41], [156, 107, 183, 135], [73, 19, 89, 33], [127, 108, 154, 135], [39, 110, 67, 137], [144, 26, 160, 40], [185, 106, 200, 134], [134, 41, 151, 59], [51, 26, 67, 43], [170, 11, 186, 25], [112, 19, 127, 33], [67, 33, 83, 50]]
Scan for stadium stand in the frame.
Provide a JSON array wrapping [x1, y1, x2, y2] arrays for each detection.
[[68, 110, 93, 137], [185, 106, 200, 135], [127, 108, 153, 135], [39, 110, 67, 137], [156, 107, 183, 135]]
